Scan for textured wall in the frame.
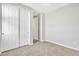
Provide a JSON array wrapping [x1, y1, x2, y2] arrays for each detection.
[[45, 4, 79, 49]]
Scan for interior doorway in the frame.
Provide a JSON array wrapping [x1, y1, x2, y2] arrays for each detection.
[[32, 14, 40, 44]]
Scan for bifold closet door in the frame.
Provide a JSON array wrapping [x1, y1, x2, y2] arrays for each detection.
[[1, 4, 19, 52], [20, 8, 29, 46]]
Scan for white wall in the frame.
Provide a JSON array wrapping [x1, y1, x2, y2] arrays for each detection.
[[45, 4, 79, 50], [28, 10, 33, 45], [39, 14, 45, 41]]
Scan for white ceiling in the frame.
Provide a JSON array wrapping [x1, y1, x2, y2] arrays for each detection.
[[23, 3, 69, 14]]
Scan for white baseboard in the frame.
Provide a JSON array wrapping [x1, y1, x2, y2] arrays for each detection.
[[46, 40, 79, 51], [39, 39, 44, 42]]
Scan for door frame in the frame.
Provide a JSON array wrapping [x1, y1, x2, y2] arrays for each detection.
[[29, 13, 45, 45]]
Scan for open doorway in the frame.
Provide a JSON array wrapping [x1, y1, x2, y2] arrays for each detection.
[[32, 14, 40, 44]]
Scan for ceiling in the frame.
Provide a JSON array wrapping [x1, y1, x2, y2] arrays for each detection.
[[23, 3, 69, 14]]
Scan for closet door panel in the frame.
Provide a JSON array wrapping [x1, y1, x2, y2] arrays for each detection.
[[20, 8, 29, 46], [0, 4, 2, 52], [1, 4, 19, 52]]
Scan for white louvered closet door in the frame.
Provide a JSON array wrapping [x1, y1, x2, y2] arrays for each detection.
[[20, 8, 29, 46], [1, 4, 19, 52]]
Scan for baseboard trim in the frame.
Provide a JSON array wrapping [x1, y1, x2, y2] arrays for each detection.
[[39, 40, 44, 42], [46, 40, 79, 51]]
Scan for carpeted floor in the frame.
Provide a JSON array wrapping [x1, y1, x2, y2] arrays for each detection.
[[0, 41, 79, 56]]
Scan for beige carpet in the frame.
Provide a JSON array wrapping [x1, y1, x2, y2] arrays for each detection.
[[0, 41, 79, 56]]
